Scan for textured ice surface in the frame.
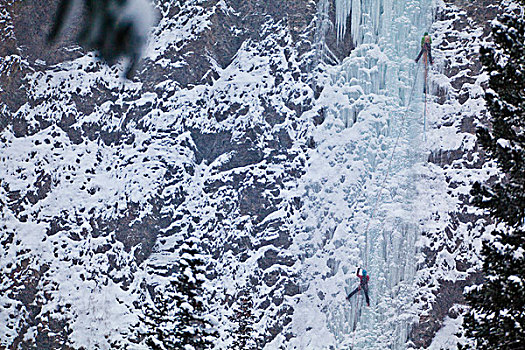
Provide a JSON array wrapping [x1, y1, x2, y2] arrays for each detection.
[[281, 0, 496, 348], [0, 0, 495, 348], [285, 0, 438, 349]]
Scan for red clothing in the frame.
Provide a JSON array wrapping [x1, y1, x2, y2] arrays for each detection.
[[347, 270, 370, 306], [357, 272, 369, 282]]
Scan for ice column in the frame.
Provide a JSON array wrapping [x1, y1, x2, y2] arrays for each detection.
[[290, 0, 437, 349]]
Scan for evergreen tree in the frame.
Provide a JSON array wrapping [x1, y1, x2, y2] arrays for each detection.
[[172, 237, 216, 350], [229, 291, 258, 350], [462, 1, 525, 349], [138, 284, 178, 350], [136, 238, 216, 349]]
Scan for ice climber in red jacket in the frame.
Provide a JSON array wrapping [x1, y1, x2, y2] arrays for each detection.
[[346, 267, 370, 306]]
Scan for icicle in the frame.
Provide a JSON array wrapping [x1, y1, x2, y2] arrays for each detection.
[[335, 0, 351, 42], [300, 0, 439, 348]]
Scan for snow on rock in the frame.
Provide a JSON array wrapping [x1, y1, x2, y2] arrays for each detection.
[[426, 306, 468, 350], [1, 0, 317, 348], [410, 0, 501, 347], [0, 0, 502, 348]]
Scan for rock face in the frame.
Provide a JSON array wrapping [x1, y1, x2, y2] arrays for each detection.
[[0, 0, 318, 348], [409, 0, 500, 347], [0, 0, 502, 348]]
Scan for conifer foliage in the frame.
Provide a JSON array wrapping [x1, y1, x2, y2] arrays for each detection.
[[172, 237, 216, 350], [137, 237, 216, 349], [229, 291, 258, 350], [462, 1, 525, 348], [139, 284, 178, 350]]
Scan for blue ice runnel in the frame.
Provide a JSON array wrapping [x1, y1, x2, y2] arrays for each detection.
[[289, 0, 436, 349]]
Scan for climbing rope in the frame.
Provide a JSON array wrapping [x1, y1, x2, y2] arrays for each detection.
[[348, 24, 433, 344], [423, 22, 435, 140], [353, 292, 360, 331], [362, 63, 422, 270], [351, 63, 422, 347], [351, 292, 361, 348], [424, 84, 428, 140], [423, 50, 430, 140]]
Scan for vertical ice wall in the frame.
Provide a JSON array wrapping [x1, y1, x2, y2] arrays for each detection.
[[313, 0, 331, 65], [285, 0, 437, 349]]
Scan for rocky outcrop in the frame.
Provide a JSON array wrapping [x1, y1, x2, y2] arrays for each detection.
[[409, 0, 500, 347], [0, 0, 318, 348], [0, 0, 505, 348]]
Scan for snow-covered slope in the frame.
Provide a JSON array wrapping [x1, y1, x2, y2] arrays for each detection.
[[0, 0, 501, 349], [0, 0, 318, 348]]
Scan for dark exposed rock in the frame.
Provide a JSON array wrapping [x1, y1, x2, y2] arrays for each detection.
[[256, 223, 292, 249], [263, 269, 282, 287], [191, 129, 233, 164], [257, 249, 296, 270], [410, 273, 483, 348], [410, 0, 500, 346], [317, 0, 355, 65], [428, 149, 464, 166], [313, 107, 326, 126]]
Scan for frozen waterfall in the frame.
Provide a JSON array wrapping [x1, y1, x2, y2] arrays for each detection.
[[286, 0, 437, 349]]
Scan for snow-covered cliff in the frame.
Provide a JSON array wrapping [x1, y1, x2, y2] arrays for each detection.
[[0, 0, 501, 348]]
